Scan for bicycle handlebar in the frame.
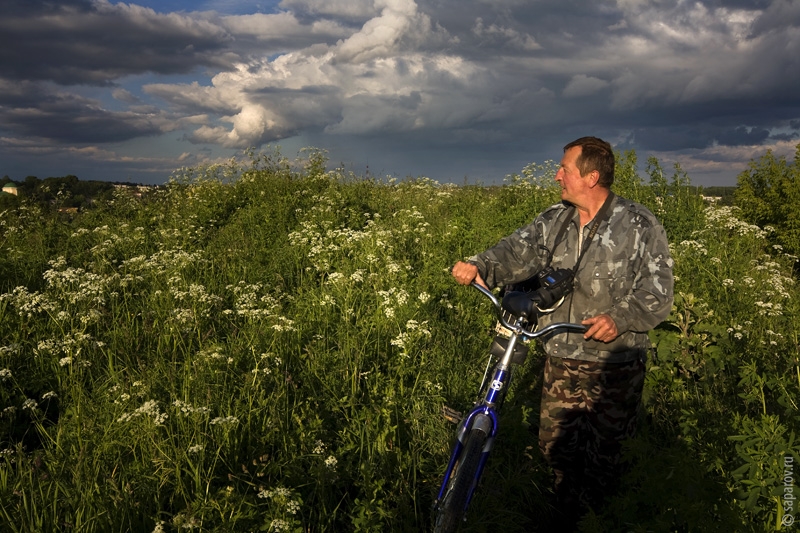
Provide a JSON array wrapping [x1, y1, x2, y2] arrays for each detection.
[[470, 281, 586, 339]]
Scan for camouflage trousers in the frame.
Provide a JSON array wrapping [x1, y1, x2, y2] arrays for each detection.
[[538, 353, 645, 510]]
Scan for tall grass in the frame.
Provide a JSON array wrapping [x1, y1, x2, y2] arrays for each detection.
[[1, 148, 798, 532]]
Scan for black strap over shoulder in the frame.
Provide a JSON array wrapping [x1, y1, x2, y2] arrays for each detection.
[[551, 192, 616, 274]]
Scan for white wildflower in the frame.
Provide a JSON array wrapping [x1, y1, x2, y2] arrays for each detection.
[[117, 399, 167, 425], [271, 316, 296, 332], [391, 333, 407, 349], [325, 455, 338, 470], [259, 486, 291, 499], [269, 519, 290, 532], [0, 344, 21, 356], [679, 240, 707, 255], [286, 499, 301, 514], [439, 293, 454, 309], [173, 399, 211, 416], [210, 416, 239, 426]]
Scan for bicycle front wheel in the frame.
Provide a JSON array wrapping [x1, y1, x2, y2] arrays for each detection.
[[434, 428, 488, 533]]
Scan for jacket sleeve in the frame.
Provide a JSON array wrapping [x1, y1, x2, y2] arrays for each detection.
[[605, 223, 674, 333], [468, 219, 550, 290]]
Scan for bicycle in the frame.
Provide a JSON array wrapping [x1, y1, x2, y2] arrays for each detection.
[[432, 281, 585, 532]]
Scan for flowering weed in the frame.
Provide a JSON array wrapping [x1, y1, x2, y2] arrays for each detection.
[[0, 149, 798, 532]]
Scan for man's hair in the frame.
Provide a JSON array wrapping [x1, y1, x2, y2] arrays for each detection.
[[563, 137, 615, 188]]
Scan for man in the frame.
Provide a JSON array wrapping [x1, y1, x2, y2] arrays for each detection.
[[452, 137, 673, 524]]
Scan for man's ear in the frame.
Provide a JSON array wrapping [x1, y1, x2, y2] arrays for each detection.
[[587, 169, 600, 188]]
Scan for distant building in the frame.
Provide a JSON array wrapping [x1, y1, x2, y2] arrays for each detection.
[[2, 183, 18, 196]]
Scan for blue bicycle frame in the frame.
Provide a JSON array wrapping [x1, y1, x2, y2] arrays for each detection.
[[434, 282, 585, 522]]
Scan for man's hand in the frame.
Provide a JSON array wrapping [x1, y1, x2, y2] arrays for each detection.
[[581, 314, 619, 343], [451, 261, 487, 288]]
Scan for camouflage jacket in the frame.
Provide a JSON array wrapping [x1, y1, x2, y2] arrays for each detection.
[[469, 194, 674, 363]]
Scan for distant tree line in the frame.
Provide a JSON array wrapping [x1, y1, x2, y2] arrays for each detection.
[[1, 174, 146, 210]]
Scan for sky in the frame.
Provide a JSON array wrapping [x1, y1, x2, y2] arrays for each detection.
[[1, 0, 799, 187]]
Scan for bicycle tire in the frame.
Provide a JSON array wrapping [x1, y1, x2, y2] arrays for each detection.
[[434, 427, 487, 533]]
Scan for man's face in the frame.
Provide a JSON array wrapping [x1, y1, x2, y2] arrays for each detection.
[[555, 146, 589, 204]]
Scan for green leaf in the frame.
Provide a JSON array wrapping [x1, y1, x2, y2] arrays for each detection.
[[744, 488, 763, 512]]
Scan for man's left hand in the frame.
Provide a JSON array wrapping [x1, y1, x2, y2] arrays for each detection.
[[581, 314, 619, 343]]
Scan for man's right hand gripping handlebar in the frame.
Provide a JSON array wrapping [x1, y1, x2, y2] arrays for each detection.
[[451, 261, 488, 289]]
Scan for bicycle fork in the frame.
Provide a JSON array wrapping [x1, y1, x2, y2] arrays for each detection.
[[435, 331, 521, 518], [443, 410, 497, 498], [434, 375, 506, 510]]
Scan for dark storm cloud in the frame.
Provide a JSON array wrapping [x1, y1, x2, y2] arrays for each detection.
[[770, 132, 800, 142], [716, 126, 771, 147], [0, 0, 94, 16], [607, 97, 800, 151], [0, 80, 165, 143], [403, 0, 800, 146], [624, 127, 712, 152], [0, 0, 233, 86], [750, 0, 800, 33], [630, 125, 771, 153]]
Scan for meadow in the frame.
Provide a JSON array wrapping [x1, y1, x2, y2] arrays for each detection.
[[1, 147, 799, 532]]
